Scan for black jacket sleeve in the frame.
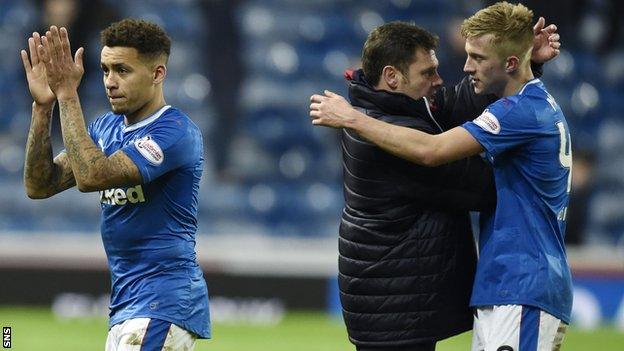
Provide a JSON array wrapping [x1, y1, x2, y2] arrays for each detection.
[[427, 155, 496, 212], [393, 154, 496, 212], [380, 116, 496, 212], [432, 76, 496, 130]]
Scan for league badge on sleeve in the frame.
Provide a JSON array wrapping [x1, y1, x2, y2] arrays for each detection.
[[473, 110, 501, 134], [134, 135, 164, 165]]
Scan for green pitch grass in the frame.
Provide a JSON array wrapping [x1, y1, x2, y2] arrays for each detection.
[[1, 306, 623, 350]]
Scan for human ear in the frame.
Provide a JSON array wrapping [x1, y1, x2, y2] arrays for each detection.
[[153, 64, 167, 84], [381, 65, 400, 89], [505, 56, 519, 73]]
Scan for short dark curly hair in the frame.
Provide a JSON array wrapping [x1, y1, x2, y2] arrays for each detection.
[[362, 22, 438, 86], [100, 18, 171, 61]]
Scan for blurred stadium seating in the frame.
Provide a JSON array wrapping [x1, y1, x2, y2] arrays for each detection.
[[1, 0, 624, 333], [1, 0, 622, 244]]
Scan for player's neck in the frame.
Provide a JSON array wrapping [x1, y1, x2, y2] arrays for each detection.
[[125, 93, 166, 125], [502, 66, 535, 97]]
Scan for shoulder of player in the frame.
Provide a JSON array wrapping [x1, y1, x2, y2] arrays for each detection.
[[490, 84, 551, 116], [145, 108, 203, 147], [516, 80, 555, 105], [163, 107, 199, 125], [487, 79, 546, 115], [472, 96, 530, 134], [150, 108, 201, 133], [484, 95, 521, 120], [89, 111, 123, 132], [96, 110, 122, 121], [494, 94, 563, 134]]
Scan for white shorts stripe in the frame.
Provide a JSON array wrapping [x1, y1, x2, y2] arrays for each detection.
[[162, 324, 197, 350], [537, 312, 567, 351], [472, 305, 567, 351], [105, 318, 196, 351]]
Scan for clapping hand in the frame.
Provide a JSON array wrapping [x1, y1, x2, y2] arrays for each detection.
[[20, 32, 55, 106], [35, 26, 85, 100]]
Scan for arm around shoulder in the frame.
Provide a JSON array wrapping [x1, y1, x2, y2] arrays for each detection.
[[426, 127, 485, 166], [310, 90, 484, 166], [350, 114, 484, 167]]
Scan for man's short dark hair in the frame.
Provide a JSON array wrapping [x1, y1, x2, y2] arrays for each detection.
[[100, 18, 171, 61], [362, 22, 439, 86]]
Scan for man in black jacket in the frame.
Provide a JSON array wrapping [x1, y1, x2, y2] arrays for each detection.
[[327, 21, 559, 351]]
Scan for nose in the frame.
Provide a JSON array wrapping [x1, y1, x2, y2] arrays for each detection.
[[432, 71, 443, 87], [463, 57, 474, 74], [104, 72, 118, 90]]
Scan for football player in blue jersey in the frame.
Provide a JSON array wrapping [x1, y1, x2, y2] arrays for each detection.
[[311, 2, 571, 350], [22, 19, 209, 350]]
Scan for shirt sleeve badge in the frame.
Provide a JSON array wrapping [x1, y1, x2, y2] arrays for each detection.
[[473, 110, 501, 134], [134, 135, 164, 166]]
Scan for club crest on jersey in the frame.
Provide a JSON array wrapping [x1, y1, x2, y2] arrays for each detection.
[[474, 110, 501, 134], [100, 185, 146, 205], [134, 135, 163, 165]]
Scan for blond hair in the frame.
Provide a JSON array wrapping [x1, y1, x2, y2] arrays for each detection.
[[461, 2, 533, 63]]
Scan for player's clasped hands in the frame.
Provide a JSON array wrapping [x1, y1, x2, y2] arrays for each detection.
[[30, 26, 84, 100], [309, 90, 354, 129]]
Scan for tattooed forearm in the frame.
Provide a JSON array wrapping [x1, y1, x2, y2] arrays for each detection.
[[24, 102, 76, 198], [54, 154, 77, 189], [57, 95, 140, 191], [110, 152, 134, 179], [58, 96, 105, 187], [24, 103, 54, 196]]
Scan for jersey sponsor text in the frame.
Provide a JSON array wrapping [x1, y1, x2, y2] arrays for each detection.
[[100, 185, 146, 205]]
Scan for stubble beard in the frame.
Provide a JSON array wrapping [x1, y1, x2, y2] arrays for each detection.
[[110, 103, 130, 116]]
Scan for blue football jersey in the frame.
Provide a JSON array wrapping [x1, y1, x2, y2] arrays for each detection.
[[462, 79, 573, 323], [88, 105, 210, 338]]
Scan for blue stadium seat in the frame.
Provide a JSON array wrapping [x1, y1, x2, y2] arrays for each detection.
[[1, 0, 623, 243]]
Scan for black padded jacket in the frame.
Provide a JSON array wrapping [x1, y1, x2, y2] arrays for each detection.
[[338, 69, 498, 348]]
